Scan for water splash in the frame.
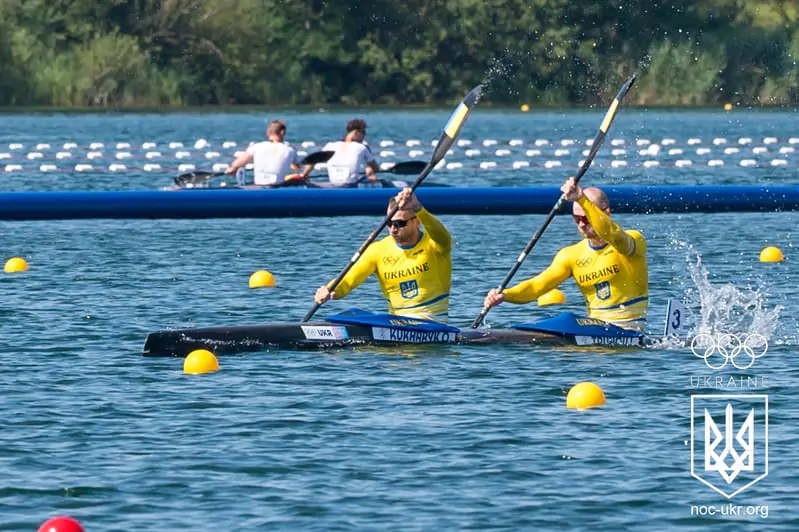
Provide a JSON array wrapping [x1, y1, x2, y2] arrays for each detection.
[[481, 50, 531, 98], [670, 239, 782, 341]]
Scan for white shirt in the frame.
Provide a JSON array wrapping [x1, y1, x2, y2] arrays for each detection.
[[246, 141, 299, 185], [322, 141, 376, 185]]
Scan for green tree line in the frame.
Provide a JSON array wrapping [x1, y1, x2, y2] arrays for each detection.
[[1, 0, 798, 108]]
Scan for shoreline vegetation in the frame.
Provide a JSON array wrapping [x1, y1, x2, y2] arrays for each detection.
[[0, 104, 793, 114], [1, 0, 798, 109]]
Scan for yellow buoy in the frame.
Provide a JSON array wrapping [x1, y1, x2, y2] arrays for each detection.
[[566, 382, 606, 410], [249, 270, 276, 288], [759, 246, 784, 263], [4, 257, 28, 273], [723, 102, 733, 111], [520, 103, 530, 112], [184, 349, 219, 375], [538, 288, 566, 306]]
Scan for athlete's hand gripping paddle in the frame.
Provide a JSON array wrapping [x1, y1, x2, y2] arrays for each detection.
[[471, 75, 637, 329], [303, 85, 484, 322]]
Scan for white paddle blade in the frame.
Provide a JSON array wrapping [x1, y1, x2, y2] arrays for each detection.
[[663, 299, 687, 338]]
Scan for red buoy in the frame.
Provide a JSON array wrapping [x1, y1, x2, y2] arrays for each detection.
[[38, 516, 85, 532]]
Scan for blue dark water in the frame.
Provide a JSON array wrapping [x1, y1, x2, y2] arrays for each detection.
[[1, 108, 797, 530]]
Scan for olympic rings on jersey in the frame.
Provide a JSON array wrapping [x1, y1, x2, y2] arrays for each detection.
[[575, 257, 593, 267], [690, 333, 768, 370]]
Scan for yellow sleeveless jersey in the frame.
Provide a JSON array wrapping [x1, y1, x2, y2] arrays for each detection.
[[330, 208, 452, 321], [503, 196, 648, 329]]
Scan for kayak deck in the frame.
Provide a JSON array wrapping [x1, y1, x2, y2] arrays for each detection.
[[141, 321, 569, 357]]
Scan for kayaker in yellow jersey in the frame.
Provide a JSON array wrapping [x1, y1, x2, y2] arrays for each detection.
[[314, 188, 453, 322], [483, 177, 649, 331]]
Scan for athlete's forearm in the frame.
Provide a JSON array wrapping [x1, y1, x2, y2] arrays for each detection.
[[331, 248, 376, 298], [229, 152, 252, 171], [503, 262, 570, 304], [417, 208, 452, 251], [577, 196, 636, 256]]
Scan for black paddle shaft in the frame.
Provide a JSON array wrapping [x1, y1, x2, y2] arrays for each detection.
[[302, 84, 484, 322], [470, 75, 637, 329]]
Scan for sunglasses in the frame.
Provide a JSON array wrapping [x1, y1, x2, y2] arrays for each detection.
[[387, 216, 416, 229], [572, 215, 590, 225]]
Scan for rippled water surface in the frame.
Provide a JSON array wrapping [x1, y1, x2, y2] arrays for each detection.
[[1, 109, 797, 530]]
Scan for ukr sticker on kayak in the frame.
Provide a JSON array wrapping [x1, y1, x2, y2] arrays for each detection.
[[399, 280, 418, 299], [300, 326, 350, 341]]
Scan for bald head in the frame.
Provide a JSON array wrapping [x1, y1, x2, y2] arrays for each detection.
[[572, 186, 610, 217], [583, 187, 609, 209]]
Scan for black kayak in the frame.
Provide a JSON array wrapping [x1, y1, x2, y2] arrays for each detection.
[[142, 309, 646, 357]]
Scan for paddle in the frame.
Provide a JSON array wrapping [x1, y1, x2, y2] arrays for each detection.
[[173, 170, 224, 187], [470, 74, 637, 329], [380, 161, 427, 175], [302, 84, 484, 322], [173, 150, 335, 187], [293, 160, 428, 183]]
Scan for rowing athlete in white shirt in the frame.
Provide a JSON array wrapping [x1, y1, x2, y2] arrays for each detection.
[[318, 119, 381, 186], [225, 120, 301, 185]]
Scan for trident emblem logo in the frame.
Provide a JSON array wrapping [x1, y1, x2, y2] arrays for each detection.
[[691, 394, 769, 498]]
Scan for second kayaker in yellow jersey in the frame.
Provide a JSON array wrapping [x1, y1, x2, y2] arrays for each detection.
[[314, 188, 452, 322], [483, 177, 649, 331]]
